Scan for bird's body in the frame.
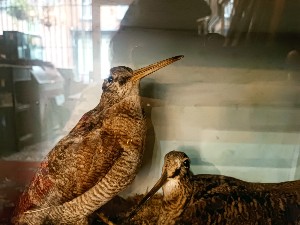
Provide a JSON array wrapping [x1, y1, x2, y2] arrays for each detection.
[[129, 151, 300, 225], [12, 56, 183, 225], [182, 174, 300, 225]]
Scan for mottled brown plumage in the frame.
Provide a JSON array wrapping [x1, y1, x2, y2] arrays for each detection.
[[129, 150, 300, 225], [12, 56, 183, 225]]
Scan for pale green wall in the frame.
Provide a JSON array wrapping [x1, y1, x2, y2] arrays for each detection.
[[121, 66, 300, 196]]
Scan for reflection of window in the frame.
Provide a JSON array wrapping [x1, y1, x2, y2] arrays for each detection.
[[224, 0, 234, 19], [99, 5, 128, 79], [78, 36, 93, 82], [208, 0, 234, 35], [0, 0, 128, 79], [223, 0, 234, 33], [80, 0, 92, 21], [100, 5, 128, 31], [76, 5, 129, 80]]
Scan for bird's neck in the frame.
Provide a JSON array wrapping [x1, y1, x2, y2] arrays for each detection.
[[99, 94, 142, 114], [159, 174, 193, 225]]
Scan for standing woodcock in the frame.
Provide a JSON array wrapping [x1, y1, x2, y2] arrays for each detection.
[[12, 55, 184, 225], [129, 150, 300, 225]]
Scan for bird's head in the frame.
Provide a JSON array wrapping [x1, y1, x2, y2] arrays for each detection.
[[162, 150, 191, 179], [127, 150, 191, 220], [99, 55, 183, 110]]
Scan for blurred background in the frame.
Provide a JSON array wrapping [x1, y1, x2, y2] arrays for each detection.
[[1, 0, 300, 223]]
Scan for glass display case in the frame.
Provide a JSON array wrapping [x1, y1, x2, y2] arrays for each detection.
[[0, 0, 300, 224]]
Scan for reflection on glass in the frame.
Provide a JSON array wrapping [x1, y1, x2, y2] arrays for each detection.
[[1, 1, 300, 224]]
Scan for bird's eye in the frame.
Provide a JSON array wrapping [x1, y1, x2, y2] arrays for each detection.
[[183, 159, 190, 169], [107, 76, 113, 83], [118, 77, 129, 85]]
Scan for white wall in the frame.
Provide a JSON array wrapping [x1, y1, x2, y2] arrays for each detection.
[[121, 66, 300, 196]]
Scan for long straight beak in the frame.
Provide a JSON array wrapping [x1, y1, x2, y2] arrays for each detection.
[[131, 55, 184, 82], [127, 170, 168, 221]]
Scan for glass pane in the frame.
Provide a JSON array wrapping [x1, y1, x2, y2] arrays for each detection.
[[1, 0, 300, 224]]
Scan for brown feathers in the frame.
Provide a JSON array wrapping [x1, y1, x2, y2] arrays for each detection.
[[12, 56, 183, 224]]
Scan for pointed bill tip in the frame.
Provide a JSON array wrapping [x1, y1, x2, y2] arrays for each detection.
[[131, 55, 184, 82], [174, 55, 184, 60]]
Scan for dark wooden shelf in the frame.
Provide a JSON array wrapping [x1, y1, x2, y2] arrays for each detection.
[[0, 66, 36, 155]]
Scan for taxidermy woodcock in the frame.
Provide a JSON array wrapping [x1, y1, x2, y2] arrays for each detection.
[[129, 150, 300, 225], [12, 55, 184, 225]]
